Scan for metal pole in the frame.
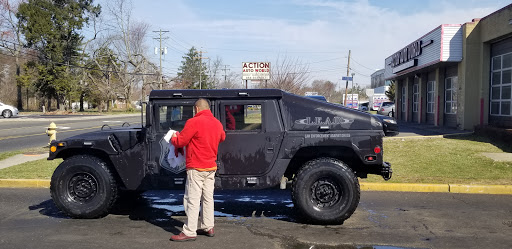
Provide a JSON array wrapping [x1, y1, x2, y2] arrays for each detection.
[[343, 50, 351, 106]]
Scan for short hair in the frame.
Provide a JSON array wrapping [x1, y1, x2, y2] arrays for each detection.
[[195, 98, 210, 111]]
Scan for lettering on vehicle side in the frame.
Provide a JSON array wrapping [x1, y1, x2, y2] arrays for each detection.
[[305, 134, 351, 138], [295, 117, 354, 126], [159, 138, 186, 174]]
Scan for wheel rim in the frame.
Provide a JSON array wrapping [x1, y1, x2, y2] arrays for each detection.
[[310, 177, 342, 209], [67, 173, 98, 203], [3, 111, 10, 118]]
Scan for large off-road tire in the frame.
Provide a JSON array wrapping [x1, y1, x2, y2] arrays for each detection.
[[50, 155, 118, 218], [292, 158, 360, 225], [2, 110, 12, 118]]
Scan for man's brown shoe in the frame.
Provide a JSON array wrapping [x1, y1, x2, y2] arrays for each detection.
[[197, 228, 215, 237], [170, 232, 197, 242]]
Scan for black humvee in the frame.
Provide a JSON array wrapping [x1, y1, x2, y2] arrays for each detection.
[[48, 89, 396, 224]]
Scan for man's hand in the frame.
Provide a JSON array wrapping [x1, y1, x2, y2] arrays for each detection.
[[164, 129, 176, 143]]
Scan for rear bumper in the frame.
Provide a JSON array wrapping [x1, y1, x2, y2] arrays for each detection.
[[381, 162, 392, 181]]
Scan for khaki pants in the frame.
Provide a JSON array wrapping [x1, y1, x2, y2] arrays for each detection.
[[182, 169, 216, 236]]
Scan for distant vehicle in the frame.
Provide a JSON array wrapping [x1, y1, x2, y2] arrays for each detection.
[[0, 101, 19, 118], [306, 95, 327, 102], [377, 101, 395, 117], [373, 114, 399, 136], [359, 102, 369, 111], [371, 94, 390, 111]]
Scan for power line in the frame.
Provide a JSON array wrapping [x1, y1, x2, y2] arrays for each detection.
[[350, 56, 378, 72]]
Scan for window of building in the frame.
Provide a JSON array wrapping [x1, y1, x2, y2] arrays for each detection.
[[412, 84, 419, 112], [445, 77, 458, 114], [427, 81, 435, 113], [401, 86, 406, 112], [491, 53, 512, 116], [224, 104, 262, 131]]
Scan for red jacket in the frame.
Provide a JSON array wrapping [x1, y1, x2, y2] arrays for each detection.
[[171, 109, 225, 171]]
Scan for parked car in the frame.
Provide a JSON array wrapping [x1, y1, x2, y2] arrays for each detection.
[[377, 101, 395, 117], [0, 101, 19, 118], [306, 95, 327, 102], [373, 114, 399, 136], [359, 102, 369, 111]]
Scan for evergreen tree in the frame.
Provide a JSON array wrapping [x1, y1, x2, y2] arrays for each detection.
[[386, 81, 396, 102], [17, 0, 100, 109], [177, 47, 210, 89]]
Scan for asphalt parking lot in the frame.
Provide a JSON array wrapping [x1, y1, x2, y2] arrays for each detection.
[[1, 188, 511, 249]]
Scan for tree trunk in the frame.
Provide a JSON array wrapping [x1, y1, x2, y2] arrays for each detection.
[[16, 57, 23, 110], [47, 97, 52, 111], [80, 93, 85, 112]]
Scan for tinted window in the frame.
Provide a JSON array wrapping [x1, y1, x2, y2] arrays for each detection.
[[225, 104, 262, 131], [159, 105, 194, 131], [306, 95, 327, 102]]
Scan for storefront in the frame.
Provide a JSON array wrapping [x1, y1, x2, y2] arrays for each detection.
[[384, 4, 512, 129]]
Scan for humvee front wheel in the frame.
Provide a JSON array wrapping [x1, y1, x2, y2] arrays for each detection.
[[292, 158, 360, 224], [50, 155, 118, 218]]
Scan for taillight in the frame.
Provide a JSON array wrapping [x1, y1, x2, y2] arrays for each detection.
[[380, 108, 384, 111], [374, 146, 381, 154]]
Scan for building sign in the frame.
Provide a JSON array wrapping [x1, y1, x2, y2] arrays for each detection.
[[390, 40, 434, 73], [384, 25, 463, 80], [242, 62, 270, 80]]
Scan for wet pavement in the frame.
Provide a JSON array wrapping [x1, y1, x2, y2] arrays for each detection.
[[1, 188, 511, 249]]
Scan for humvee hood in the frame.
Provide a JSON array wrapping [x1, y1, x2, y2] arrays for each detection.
[[59, 127, 142, 153]]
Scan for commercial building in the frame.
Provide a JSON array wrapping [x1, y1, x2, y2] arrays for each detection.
[[384, 4, 512, 129]]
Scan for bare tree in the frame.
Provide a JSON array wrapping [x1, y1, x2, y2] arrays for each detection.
[[218, 71, 242, 89], [207, 56, 222, 89], [269, 55, 310, 94], [106, 0, 152, 109], [311, 80, 336, 102], [0, 0, 25, 109]]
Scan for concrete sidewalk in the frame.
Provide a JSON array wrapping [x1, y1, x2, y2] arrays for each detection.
[[0, 153, 47, 170]]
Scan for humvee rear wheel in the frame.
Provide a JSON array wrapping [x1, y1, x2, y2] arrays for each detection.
[[50, 155, 118, 218], [292, 158, 360, 225]]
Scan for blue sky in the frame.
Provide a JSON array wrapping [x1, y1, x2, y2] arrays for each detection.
[[96, 0, 511, 87]]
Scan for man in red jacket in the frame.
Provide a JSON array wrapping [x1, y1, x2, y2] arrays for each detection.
[[170, 98, 226, 242]]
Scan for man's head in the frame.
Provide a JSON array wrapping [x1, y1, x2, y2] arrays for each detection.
[[194, 98, 210, 113]]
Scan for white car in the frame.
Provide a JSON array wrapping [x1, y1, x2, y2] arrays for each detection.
[[0, 102, 19, 118]]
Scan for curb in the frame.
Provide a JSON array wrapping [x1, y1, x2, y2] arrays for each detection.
[[360, 182, 512, 195], [0, 179, 50, 188], [1, 179, 512, 195]]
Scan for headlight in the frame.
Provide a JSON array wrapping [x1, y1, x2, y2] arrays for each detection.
[[383, 119, 397, 124]]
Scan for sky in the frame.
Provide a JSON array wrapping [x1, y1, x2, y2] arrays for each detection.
[[95, 0, 511, 88]]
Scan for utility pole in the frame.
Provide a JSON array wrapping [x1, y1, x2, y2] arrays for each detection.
[[221, 65, 230, 82], [343, 50, 351, 106], [195, 48, 208, 89], [153, 29, 169, 90]]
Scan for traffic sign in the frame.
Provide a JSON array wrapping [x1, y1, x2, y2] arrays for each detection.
[[342, 76, 353, 81]]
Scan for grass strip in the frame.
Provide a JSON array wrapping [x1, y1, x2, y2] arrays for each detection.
[[0, 158, 61, 179], [1, 135, 511, 185], [362, 135, 512, 184]]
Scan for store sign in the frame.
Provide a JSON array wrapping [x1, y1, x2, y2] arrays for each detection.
[[390, 40, 433, 73], [242, 62, 270, 80]]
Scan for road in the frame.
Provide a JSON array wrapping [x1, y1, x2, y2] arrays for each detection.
[[0, 188, 510, 249], [0, 114, 142, 152]]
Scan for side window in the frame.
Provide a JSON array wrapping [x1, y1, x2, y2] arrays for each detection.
[[159, 105, 195, 131], [224, 104, 262, 131]]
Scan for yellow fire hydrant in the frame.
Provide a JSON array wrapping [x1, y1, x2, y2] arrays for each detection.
[[46, 122, 57, 145]]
